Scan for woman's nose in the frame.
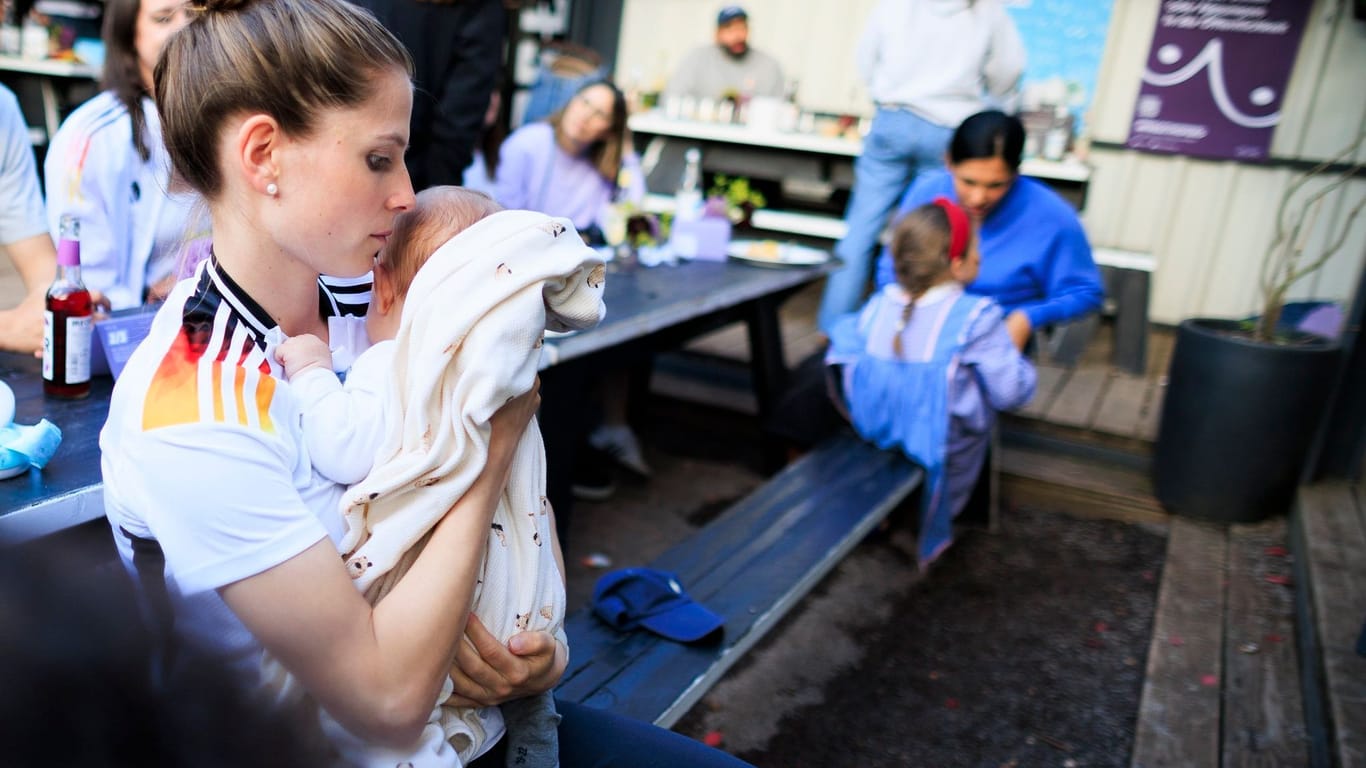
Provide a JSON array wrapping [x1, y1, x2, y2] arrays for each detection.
[[390, 173, 416, 212]]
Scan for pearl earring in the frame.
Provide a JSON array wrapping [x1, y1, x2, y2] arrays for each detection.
[[266, 182, 278, 196]]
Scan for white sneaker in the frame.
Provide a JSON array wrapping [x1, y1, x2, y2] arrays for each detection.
[[588, 424, 653, 477]]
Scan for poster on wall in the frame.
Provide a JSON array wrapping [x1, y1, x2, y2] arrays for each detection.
[[1126, 0, 1312, 161], [1004, 0, 1114, 134]]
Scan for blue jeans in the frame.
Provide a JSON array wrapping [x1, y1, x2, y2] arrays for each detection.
[[469, 698, 754, 767], [818, 108, 953, 331]]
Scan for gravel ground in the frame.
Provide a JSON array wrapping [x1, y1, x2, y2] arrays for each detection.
[[671, 505, 1168, 768]]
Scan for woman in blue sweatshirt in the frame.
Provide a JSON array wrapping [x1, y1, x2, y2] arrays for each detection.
[[874, 110, 1103, 350]]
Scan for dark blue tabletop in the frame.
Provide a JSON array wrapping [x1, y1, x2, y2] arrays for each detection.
[[0, 351, 111, 545]]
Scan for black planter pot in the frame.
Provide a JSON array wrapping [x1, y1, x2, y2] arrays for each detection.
[[1153, 318, 1341, 523]]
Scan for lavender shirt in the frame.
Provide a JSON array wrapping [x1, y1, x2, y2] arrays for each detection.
[[493, 122, 643, 232]]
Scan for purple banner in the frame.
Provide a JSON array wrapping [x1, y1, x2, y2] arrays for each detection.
[[1127, 0, 1311, 161]]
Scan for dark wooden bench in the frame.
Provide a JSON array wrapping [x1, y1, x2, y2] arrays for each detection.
[[555, 433, 924, 727]]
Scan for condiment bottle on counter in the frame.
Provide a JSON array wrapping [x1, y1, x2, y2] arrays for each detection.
[[43, 214, 93, 399]]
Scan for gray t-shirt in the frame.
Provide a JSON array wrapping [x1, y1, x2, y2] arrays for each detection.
[[0, 84, 48, 247], [665, 44, 785, 100]]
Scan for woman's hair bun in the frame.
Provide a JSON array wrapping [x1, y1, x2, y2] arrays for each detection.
[[193, 0, 253, 13]]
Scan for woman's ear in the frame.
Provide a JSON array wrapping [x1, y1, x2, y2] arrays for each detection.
[[235, 114, 283, 197]]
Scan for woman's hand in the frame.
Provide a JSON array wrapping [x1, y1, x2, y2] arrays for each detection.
[[1005, 310, 1032, 351], [0, 289, 106, 357], [490, 379, 541, 438], [0, 292, 45, 357], [484, 379, 541, 484], [446, 614, 567, 707], [145, 274, 179, 304]]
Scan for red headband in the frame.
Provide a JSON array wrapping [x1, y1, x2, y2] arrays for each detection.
[[932, 196, 970, 262]]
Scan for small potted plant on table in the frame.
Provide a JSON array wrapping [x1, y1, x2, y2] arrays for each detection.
[[707, 174, 767, 229]]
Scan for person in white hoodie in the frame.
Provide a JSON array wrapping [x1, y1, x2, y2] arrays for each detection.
[[817, 0, 1025, 332], [43, 0, 201, 310]]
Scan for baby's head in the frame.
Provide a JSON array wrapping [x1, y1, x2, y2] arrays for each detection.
[[368, 186, 504, 341], [889, 196, 980, 298]]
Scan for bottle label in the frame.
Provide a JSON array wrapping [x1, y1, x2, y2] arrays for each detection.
[[42, 310, 92, 384], [42, 310, 54, 381], [64, 315, 93, 384]]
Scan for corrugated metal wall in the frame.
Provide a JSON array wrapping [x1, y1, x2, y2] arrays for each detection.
[[617, 0, 1366, 324], [1085, 0, 1366, 324]]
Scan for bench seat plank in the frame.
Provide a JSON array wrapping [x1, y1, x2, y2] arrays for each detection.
[[1298, 484, 1366, 768], [558, 434, 923, 726], [1132, 517, 1227, 768]]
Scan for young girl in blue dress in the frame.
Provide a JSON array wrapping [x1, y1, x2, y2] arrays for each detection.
[[827, 196, 1037, 568]]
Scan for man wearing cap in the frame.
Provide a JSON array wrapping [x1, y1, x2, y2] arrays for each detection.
[[816, 0, 1026, 332], [665, 6, 785, 102]]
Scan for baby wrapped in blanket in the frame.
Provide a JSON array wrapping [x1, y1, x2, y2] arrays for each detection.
[[271, 188, 607, 767]]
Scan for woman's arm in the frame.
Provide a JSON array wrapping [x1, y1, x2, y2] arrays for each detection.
[[0, 233, 55, 355], [1015, 225, 1104, 331], [220, 385, 541, 748], [983, 5, 1027, 109], [445, 499, 570, 709]]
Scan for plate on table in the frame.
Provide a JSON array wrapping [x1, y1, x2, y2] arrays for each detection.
[[726, 239, 830, 267]]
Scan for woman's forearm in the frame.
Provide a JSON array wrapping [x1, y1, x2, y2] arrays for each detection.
[[364, 406, 530, 731], [221, 395, 535, 749]]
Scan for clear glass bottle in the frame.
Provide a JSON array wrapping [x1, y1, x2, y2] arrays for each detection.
[[43, 214, 93, 399], [670, 147, 704, 258], [674, 147, 703, 222]]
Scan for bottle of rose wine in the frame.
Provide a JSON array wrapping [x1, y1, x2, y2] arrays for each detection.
[[43, 214, 93, 399]]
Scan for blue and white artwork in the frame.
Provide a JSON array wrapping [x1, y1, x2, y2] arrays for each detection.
[[1004, 0, 1115, 133]]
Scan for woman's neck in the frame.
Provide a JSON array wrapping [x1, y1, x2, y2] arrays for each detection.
[[209, 210, 329, 339], [554, 126, 586, 156]]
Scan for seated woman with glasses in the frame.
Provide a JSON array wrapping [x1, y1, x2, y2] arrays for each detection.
[[492, 78, 651, 532], [493, 79, 643, 244]]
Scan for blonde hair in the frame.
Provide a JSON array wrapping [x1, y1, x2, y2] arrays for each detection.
[[379, 187, 504, 300], [155, 0, 413, 199], [887, 204, 956, 357]]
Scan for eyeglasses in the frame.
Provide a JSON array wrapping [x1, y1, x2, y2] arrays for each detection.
[[576, 95, 613, 124]]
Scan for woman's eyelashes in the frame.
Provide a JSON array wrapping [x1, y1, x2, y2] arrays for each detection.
[[367, 153, 394, 172]]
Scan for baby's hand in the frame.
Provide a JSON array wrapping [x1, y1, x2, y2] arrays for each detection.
[[275, 334, 334, 380]]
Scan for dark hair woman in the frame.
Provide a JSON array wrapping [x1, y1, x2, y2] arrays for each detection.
[[875, 110, 1103, 350]]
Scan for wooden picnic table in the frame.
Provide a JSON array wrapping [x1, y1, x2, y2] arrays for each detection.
[[0, 255, 835, 547]]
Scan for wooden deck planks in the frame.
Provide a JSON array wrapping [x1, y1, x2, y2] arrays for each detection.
[[1147, 327, 1176, 380], [1046, 368, 1109, 428], [999, 445, 1166, 525], [1136, 383, 1166, 443], [1132, 518, 1227, 768], [1093, 373, 1150, 438], [1298, 484, 1366, 768], [1223, 518, 1309, 766], [1018, 363, 1070, 419]]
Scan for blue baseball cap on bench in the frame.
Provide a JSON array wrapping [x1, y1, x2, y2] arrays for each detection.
[[592, 568, 724, 643]]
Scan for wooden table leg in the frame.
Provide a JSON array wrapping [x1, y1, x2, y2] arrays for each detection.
[[746, 294, 789, 471]]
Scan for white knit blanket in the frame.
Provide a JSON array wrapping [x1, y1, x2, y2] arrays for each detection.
[[267, 210, 605, 765]]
